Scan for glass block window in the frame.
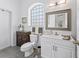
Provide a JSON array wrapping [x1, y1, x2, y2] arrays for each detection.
[[31, 5, 44, 27]]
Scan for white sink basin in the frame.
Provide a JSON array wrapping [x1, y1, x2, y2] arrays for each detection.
[[41, 34, 63, 39]]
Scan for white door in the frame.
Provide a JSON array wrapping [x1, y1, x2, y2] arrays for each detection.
[[54, 45, 72, 58], [0, 10, 11, 50]]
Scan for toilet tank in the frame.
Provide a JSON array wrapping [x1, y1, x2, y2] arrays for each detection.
[[30, 34, 38, 43]]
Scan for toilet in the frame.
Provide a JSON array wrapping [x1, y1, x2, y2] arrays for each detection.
[[20, 34, 38, 57]]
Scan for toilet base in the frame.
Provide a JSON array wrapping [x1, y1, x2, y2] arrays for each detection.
[[25, 48, 34, 57]]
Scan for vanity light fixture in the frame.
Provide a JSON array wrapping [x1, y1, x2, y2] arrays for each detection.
[[48, 0, 56, 7], [48, 0, 66, 7], [57, 0, 66, 5]]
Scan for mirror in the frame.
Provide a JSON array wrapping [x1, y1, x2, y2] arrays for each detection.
[[46, 9, 71, 31]]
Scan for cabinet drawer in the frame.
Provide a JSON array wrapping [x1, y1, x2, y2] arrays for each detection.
[[54, 39, 74, 48]]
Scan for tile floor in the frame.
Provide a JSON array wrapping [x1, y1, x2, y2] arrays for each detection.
[[0, 46, 41, 58]]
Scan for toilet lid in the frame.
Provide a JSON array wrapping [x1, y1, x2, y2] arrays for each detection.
[[21, 42, 33, 49]]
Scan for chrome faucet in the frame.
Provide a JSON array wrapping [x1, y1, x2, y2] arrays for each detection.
[[55, 32, 59, 35]]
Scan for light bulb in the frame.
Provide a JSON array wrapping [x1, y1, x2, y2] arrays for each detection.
[[58, 0, 66, 5], [48, 3, 56, 7]]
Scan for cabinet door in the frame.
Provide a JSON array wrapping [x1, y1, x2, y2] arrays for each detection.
[[41, 37, 52, 46], [41, 37, 53, 58], [54, 45, 72, 58], [41, 46, 52, 58]]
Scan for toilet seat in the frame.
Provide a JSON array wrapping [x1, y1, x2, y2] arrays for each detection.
[[21, 42, 33, 51]]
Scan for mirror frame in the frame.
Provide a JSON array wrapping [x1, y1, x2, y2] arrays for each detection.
[[46, 9, 71, 31]]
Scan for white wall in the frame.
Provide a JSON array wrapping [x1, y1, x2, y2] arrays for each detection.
[[21, 0, 76, 39], [0, 0, 76, 47], [77, 0, 79, 40], [71, 0, 77, 39], [0, 0, 21, 46], [21, 0, 48, 32], [77, 0, 79, 58]]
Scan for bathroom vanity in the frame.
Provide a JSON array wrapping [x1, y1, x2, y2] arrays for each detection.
[[40, 35, 75, 58], [40, 9, 75, 58]]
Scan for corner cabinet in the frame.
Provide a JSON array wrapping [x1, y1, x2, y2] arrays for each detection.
[[40, 35, 75, 58]]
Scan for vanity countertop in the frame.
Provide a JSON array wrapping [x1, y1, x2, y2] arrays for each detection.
[[40, 34, 75, 42], [40, 34, 75, 48], [40, 34, 63, 39]]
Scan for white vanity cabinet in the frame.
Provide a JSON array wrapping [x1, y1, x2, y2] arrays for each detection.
[[40, 35, 75, 58]]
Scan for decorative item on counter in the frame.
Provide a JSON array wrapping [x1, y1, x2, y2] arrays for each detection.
[[31, 27, 35, 34], [35, 27, 39, 34], [62, 35, 70, 40], [73, 40, 79, 45], [18, 24, 21, 31], [18, 24, 24, 31], [38, 27, 43, 35]]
